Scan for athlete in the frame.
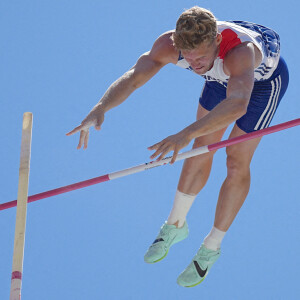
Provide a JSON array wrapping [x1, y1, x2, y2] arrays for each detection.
[[67, 7, 289, 287]]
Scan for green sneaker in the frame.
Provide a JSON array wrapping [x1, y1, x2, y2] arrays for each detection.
[[144, 221, 188, 264], [177, 244, 220, 287]]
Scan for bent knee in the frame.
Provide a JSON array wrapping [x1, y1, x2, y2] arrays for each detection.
[[193, 137, 217, 156], [226, 154, 251, 178]]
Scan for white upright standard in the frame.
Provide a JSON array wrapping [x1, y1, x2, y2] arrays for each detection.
[[10, 112, 33, 300]]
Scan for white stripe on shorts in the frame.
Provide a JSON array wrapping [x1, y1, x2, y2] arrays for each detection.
[[254, 76, 281, 130], [265, 76, 281, 128]]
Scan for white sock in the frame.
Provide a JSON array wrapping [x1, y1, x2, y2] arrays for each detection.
[[203, 226, 226, 251], [167, 190, 196, 228]]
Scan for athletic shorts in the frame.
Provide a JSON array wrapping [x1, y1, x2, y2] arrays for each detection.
[[199, 56, 289, 133]]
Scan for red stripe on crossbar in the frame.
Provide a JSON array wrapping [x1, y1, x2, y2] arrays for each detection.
[[208, 118, 300, 152], [0, 174, 110, 211]]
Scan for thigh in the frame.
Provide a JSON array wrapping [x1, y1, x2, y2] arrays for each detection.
[[193, 103, 227, 150], [226, 124, 262, 167]]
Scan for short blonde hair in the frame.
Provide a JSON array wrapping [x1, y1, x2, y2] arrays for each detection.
[[172, 6, 217, 50]]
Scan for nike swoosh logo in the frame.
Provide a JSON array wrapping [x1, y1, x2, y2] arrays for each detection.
[[152, 238, 164, 244], [193, 261, 208, 278]]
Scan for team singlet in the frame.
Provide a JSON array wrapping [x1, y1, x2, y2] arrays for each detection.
[[176, 21, 281, 87]]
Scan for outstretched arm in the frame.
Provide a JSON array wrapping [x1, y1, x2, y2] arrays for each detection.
[[67, 32, 178, 149]]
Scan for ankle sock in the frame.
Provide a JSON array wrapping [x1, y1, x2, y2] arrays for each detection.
[[167, 190, 196, 228], [203, 226, 226, 251]]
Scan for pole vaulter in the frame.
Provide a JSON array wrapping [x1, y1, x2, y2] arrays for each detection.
[[1, 118, 299, 212]]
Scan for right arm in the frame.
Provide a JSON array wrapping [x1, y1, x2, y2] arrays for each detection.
[[67, 31, 178, 149]]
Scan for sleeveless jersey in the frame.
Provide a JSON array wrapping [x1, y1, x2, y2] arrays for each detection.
[[176, 21, 280, 87]]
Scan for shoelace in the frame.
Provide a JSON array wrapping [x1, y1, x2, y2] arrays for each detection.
[[195, 248, 219, 262], [158, 226, 176, 244]]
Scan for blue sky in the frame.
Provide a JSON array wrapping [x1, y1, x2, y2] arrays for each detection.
[[1, 1, 299, 299]]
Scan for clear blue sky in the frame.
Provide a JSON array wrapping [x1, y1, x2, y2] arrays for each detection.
[[1, 1, 299, 299]]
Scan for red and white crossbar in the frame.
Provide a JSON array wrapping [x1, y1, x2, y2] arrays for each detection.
[[1, 118, 299, 212]]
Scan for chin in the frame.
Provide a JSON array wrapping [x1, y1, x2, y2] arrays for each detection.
[[195, 68, 207, 75]]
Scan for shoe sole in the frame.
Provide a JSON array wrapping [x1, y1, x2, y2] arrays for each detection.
[[185, 276, 206, 287], [180, 272, 209, 288], [147, 249, 169, 264]]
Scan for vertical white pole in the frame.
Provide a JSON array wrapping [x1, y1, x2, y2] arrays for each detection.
[[10, 113, 33, 300]]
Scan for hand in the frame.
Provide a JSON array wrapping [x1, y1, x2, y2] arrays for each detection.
[[148, 131, 192, 164], [66, 104, 105, 149]]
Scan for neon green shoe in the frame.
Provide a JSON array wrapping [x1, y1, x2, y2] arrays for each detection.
[[144, 222, 188, 264], [177, 244, 220, 287]]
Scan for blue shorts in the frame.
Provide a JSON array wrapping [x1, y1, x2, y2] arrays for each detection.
[[199, 57, 289, 133]]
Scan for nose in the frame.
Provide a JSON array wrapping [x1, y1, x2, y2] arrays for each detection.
[[187, 60, 196, 67]]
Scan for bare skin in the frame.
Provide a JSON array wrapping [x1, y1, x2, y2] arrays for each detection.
[[66, 31, 178, 148], [67, 29, 263, 231], [177, 104, 227, 196], [214, 125, 261, 231]]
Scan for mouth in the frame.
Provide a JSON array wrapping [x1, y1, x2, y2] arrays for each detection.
[[194, 66, 205, 73]]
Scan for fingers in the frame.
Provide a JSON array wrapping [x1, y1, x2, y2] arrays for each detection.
[[149, 140, 174, 162], [170, 148, 179, 164], [148, 141, 161, 151], [95, 118, 102, 131], [83, 130, 89, 149], [66, 107, 105, 150], [149, 143, 179, 164], [157, 148, 171, 161], [67, 119, 102, 149], [149, 141, 167, 160], [149, 135, 183, 164], [77, 129, 89, 149], [67, 111, 102, 135], [67, 126, 90, 150], [148, 137, 171, 156], [66, 124, 84, 136]]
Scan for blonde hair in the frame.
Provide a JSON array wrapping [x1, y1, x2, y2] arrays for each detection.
[[172, 6, 217, 50]]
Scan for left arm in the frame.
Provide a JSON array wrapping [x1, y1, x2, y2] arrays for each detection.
[[149, 43, 257, 163]]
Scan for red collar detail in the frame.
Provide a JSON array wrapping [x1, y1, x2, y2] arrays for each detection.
[[218, 29, 242, 60]]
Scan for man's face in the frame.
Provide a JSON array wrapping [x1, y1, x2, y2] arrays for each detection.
[[181, 35, 222, 75]]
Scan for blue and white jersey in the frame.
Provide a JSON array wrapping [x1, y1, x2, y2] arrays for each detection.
[[176, 20, 281, 86]]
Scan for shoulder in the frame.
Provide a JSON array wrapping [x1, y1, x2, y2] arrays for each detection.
[[149, 31, 179, 65], [223, 42, 261, 76]]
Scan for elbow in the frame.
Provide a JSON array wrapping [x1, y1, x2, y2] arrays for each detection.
[[239, 100, 248, 116], [233, 98, 249, 118]]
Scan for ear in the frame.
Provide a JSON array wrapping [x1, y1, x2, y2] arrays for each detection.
[[216, 33, 222, 45]]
